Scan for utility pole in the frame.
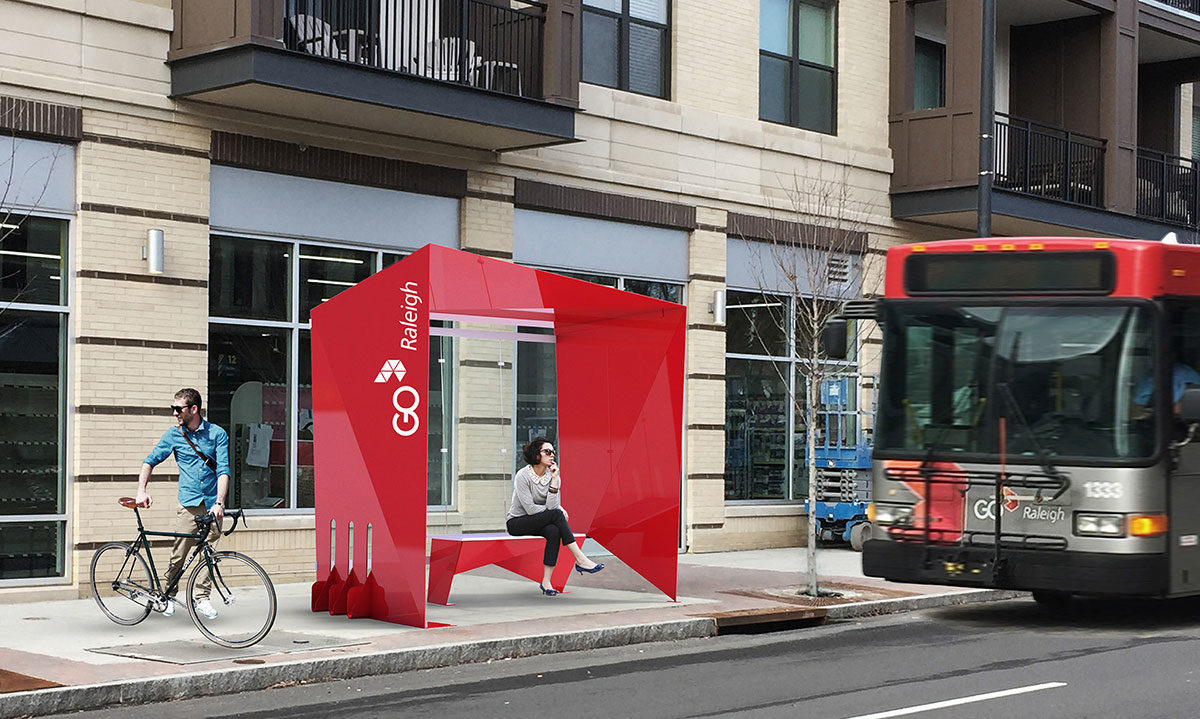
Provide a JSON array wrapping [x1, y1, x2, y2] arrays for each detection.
[[978, 0, 996, 238]]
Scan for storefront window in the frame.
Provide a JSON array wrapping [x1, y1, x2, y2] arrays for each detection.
[[0, 214, 68, 580], [208, 325, 291, 509], [209, 236, 290, 321], [299, 245, 374, 322], [0, 217, 66, 306], [725, 288, 857, 503]]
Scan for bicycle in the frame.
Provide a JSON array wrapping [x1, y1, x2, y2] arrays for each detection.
[[89, 497, 277, 649]]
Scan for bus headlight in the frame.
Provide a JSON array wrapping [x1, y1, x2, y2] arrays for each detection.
[[1074, 512, 1126, 537], [874, 503, 914, 526]]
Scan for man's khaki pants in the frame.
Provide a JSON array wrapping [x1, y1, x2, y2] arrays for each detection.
[[164, 505, 220, 600]]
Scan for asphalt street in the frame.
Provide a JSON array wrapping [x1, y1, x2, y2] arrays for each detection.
[[47, 596, 1200, 719]]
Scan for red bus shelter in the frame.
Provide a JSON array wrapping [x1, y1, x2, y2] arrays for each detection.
[[309, 244, 686, 627]]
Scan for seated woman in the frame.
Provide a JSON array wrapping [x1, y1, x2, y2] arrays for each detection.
[[506, 437, 604, 596]]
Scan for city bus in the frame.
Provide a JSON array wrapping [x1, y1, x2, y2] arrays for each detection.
[[832, 236, 1200, 604]]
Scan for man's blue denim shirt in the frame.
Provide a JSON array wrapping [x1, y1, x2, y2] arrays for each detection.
[[144, 419, 231, 509]]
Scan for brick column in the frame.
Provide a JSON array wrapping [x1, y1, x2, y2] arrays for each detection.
[[453, 171, 517, 531], [72, 111, 212, 588], [684, 207, 728, 552]]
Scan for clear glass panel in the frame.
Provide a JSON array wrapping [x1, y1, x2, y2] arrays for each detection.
[[914, 37, 946, 110], [453, 334, 515, 525], [0, 311, 63, 515], [796, 0, 834, 66], [516, 339, 557, 473], [630, 0, 667, 24], [209, 236, 291, 321], [428, 334, 453, 506], [725, 357, 789, 500], [795, 63, 834, 134], [382, 252, 406, 268], [0, 521, 63, 579], [583, 0, 621, 11], [0, 216, 66, 306], [794, 297, 840, 358], [208, 325, 292, 509], [583, 10, 621, 88], [624, 279, 682, 303], [628, 23, 666, 98], [299, 244, 375, 323], [760, 0, 791, 54], [726, 290, 788, 356], [759, 54, 791, 124]]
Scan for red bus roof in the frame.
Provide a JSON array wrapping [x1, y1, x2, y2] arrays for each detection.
[[885, 237, 1200, 299]]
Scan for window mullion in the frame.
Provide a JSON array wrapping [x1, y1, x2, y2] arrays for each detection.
[[620, 4, 631, 91], [791, 1, 801, 127]]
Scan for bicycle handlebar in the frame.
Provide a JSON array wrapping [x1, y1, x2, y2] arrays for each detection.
[[193, 508, 246, 536]]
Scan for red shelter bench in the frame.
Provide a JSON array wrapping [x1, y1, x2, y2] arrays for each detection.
[[427, 533, 588, 605]]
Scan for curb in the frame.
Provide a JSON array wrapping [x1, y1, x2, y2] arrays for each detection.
[[825, 589, 1028, 619], [0, 618, 717, 719]]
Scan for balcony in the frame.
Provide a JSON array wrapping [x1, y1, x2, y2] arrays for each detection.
[[994, 114, 1105, 209], [1150, 0, 1200, 16], [1137, 149, 1199, 228], [168, 0, 579, 152]]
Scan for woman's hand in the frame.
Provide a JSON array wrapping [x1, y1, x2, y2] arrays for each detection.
[[549, 461, 560, 489]]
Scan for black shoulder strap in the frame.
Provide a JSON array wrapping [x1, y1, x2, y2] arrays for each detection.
[[179, 425, 219, 472]]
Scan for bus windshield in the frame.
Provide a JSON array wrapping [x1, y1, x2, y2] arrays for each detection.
[[876, 302, 1158, 461]]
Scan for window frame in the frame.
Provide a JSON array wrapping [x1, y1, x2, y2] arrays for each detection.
[[581, 0, 672, 99], [208, 232, 456, 514], [758, 0, 839, 135], [724, 288, 859, 504], [0, 209, 73, 585]]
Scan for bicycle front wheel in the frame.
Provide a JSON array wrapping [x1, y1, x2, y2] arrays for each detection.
[[89, 542, 154, 625], [187, 551, 277, 648]]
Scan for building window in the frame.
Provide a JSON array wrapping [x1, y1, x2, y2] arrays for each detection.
[[0, 216, 68, 579], [759, 0, 836, 134], [582, 0, 670, 99], [208, 236, 454, 511], [724, 290, 857, 502], [914, 37, 945, 110]]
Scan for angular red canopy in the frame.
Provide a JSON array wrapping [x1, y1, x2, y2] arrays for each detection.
[[310, 244, 685, 626]]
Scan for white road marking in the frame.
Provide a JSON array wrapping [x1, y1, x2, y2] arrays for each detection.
[[842, 682, 1068, 719]]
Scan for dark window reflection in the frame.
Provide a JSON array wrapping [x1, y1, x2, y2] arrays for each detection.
[[624, 279, 682, 304], [726, 290, 788, 356], [0, 311, 63, 516], [725, 357, 789, 500], [0, 522, 63, 579], [299, 244, 374, 322], [0, 217, 66, 306], [209, 236, 290, 321]]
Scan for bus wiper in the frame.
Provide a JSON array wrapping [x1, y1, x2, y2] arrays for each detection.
[[997, 332, 1070, 501]]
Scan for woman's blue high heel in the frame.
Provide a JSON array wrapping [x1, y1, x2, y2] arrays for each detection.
[[539, 583, 559, 596], [575, 562, 605, 574]]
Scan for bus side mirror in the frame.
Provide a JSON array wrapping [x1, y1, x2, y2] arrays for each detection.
[[822, 319, 848, 360], [1181, 387, 1200, 423]]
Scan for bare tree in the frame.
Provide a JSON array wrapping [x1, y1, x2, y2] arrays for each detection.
[[734, 169, 882, 597]]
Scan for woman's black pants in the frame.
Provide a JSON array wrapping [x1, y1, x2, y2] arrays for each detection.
[[506, 509, 576, 566]]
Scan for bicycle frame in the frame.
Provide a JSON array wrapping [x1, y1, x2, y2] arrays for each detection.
[[121, 505, 219, 606]]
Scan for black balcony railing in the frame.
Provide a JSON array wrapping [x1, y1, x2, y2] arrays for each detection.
[[282, 0, 545, 99], [1155, 0, 1200, 14], [994, 113, 1106, 208], [1137, 148, 1199, 227]]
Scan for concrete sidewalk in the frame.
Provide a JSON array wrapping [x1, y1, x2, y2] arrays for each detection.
[[0, 547, 1024, 718]]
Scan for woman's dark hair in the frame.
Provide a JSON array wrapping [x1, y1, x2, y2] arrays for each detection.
[[522, 437, 551, 467]]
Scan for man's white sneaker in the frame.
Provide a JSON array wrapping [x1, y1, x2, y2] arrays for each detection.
[[194, 598, 218, 619], [161, 599, 175, 617]]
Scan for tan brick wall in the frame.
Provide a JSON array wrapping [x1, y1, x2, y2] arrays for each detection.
[[673, 0, 759, 119], [690, 514, 809, 553]]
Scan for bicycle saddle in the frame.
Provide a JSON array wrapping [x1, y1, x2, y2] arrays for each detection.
[[118, 497, 138, 509]]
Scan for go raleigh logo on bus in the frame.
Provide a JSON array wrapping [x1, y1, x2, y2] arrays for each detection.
[[373, 280, 424, 437], [972, 486, 1066, 524]]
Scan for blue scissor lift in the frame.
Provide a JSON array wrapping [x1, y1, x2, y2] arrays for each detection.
[[803, 375, 874, 551]]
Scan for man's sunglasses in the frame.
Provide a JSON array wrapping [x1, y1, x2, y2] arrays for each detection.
[[171, 405, 192, 413]]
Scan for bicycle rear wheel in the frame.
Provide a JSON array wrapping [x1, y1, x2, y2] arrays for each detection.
[[187, 551, 277, 648], [89, 542, 154, 625]]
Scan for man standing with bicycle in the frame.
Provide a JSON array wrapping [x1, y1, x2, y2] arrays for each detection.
[[135, 388, 230, 619]]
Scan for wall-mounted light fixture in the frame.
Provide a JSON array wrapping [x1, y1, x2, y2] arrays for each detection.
[[144, 229, 164, 274], [710, 289, 726, 325]]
